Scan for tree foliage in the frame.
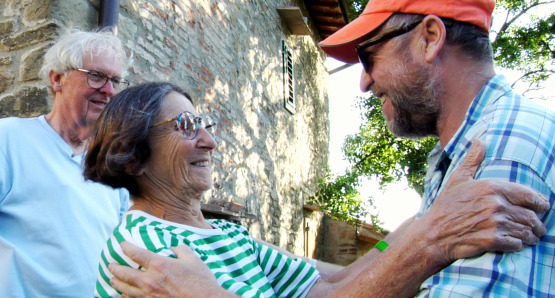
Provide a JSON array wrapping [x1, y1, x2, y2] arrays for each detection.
[[307, 169, 382, 229], [313, 0, 554, 225], [492, 0, 555, 96], [344, 96, 437, 196], [344, 0, 369, 22]]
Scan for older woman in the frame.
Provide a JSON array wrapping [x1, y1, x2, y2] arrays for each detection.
[[84, 82, 319, 297], [85, 82, 549, 298]]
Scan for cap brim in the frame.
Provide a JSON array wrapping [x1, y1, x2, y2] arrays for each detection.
[[319, 12, 393, 64]]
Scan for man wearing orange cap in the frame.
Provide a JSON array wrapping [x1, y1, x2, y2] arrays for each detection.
[[95, 0, 554, 296], [319, 0, 555, 296]]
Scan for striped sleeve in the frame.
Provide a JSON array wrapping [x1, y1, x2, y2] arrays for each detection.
[[255, 242, 320, 297], [94, 216, 176, 298]]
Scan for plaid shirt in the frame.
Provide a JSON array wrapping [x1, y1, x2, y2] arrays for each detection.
[[416, 75, 555, 297]]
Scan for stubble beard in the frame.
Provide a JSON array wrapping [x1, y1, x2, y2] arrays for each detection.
[[386, 51, 443, 139]]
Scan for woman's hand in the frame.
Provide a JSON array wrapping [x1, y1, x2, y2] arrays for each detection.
[[108, 242, 234, 298]]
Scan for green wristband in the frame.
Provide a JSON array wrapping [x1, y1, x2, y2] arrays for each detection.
[[375, 240, 389, 252]]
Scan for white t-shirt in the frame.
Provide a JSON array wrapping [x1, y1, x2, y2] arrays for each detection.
[[0, 116, 130, 297]]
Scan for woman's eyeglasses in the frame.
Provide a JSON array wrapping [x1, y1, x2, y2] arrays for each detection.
[[151, 111, 217, 140]]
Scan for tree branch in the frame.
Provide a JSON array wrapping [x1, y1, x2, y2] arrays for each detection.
[[509, 69, 554, 88], [494, 0, 555, 44]]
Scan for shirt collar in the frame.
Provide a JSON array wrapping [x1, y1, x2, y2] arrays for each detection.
[[438, 74, 511, 161]]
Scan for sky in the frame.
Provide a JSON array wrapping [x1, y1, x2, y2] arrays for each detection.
[[325, 57, 555, 232]]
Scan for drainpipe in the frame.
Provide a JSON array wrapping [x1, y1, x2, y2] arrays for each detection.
[[98, 0, 120, 34]]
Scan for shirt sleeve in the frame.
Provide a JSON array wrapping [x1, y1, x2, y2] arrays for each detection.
[[254, 241, 320, 298], [418, 159, 555, 297], [477, 158, 554, 197], [94, 225, 174, 297]]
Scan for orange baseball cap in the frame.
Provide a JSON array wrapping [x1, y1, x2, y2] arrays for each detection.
[[319, 0, 495, 63]]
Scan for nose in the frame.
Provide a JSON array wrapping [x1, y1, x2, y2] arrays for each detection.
[[360, 68, 374, 93], [98, 80, 116, 97], [196, 127, 217, 151]]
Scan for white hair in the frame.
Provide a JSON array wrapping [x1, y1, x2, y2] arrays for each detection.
[[39, 27, 129, 92]]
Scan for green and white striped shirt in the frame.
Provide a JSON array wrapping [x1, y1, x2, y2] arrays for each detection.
[[95, 210, 320, 297]]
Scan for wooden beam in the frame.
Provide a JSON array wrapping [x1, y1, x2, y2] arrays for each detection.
[[277, 6, 312, 35]]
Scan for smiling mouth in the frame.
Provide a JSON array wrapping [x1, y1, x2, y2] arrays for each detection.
[[90, 99, 107, 107], [191, 161, 210, 167]]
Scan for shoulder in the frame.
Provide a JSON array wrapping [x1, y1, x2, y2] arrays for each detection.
[[475, 87, 555, 149], [483, 96, 555, 153], [118, 211, 160, 231], [483, 86, 555, 126], [472, 95, 555, 192], [0, 116, 40, 126], [111, 212, 176, 254], [0, 116, 27, 131], [0, 116, 43, 138], [450, 88, 555, 190], [112, 211, 155, 241], [208, 219, 251, 239], [0, 117, 43, 160], [209, 219, 246, 230]]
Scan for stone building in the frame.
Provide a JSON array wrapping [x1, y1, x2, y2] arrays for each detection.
[[0, 0, 359, 258]]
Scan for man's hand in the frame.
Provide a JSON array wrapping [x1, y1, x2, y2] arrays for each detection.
[[108, 241, 234, 298], [421, 140, 550, 265]]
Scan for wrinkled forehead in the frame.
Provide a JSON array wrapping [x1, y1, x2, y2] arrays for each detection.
[[160, 91, 196, 119], [81, 48, 123, 75]]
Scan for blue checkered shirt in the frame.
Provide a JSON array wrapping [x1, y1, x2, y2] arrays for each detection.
[[415, 75, 555, 297]]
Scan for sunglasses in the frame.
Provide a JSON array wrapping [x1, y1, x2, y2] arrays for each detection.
[[356, 18, 423, 73], [151, 111, 217, 140]]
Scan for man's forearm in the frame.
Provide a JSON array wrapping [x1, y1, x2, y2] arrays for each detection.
[[306, 216, 438, 297], [255, 216, 437, 297], [324, 216, 445, 297]]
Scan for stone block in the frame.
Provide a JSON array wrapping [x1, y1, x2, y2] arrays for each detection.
[[24, 0, 51, 22], [0, 23, 58, 51], [0, 73, 14, 94], [0, 20, 15, 39], [0, 56, 12, 66], [19, 45, 49, 82], [51, 0, 96, 30], [0, 86, 49, 118]]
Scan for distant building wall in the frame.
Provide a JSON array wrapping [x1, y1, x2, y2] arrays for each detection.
[[0, 0, 329, 256], [313, 214, 384, 266]]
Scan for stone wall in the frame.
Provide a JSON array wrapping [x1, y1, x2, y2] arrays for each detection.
[[303, 209, 385, 265], [318, 216, 384, 266], [0, 0, 329, 256]]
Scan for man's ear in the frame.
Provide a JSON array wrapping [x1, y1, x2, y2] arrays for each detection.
[[49, 70, 63, 92], [418, 15, 447, 63]]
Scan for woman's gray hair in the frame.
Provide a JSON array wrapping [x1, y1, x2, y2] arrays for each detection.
[[386, 13, 493, 64], [84, 82, 192, 197], [39, 27, 128, 93]]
